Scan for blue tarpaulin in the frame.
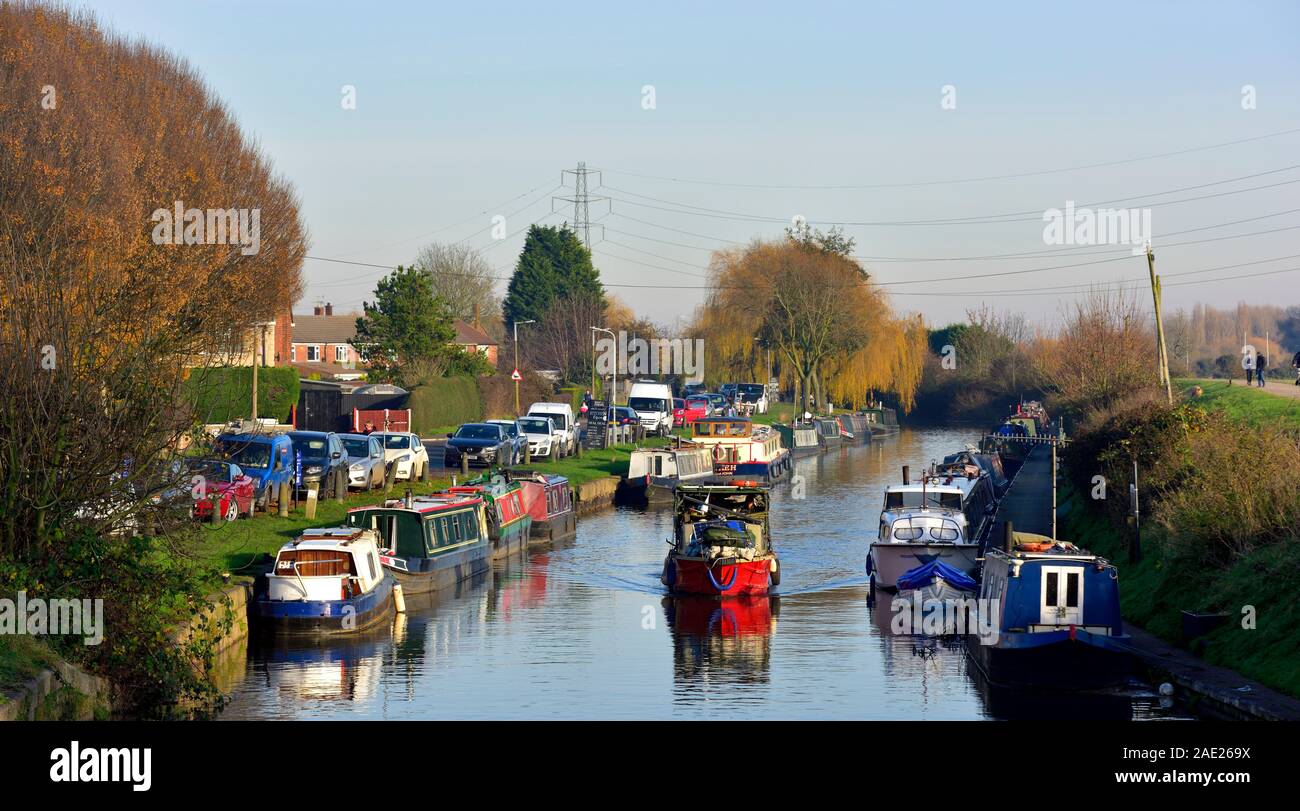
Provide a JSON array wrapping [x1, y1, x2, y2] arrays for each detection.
[[897, 560, 977, 592]]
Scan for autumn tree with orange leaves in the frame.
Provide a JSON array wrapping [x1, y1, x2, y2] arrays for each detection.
[[0, 3, 305, 711]]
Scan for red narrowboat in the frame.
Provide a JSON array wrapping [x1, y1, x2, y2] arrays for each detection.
[[661, 482, 779, 597]]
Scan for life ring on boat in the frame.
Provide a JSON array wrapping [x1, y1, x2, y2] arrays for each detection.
[[712, 445, 726, 463], [1016, 542, 1053, 552], [729, 479, 759, 487]]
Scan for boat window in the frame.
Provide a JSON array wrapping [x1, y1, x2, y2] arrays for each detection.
[[367, 552, 378, 581], [1045, 571, 1059, 607], [276, 549, 354, 578], [463, 511, 479, 541], [654, 456, 663, 476], [450, 514, 463, 542], [424, 519, 437, 554], [893, 526, 923, 541], [1065, 572, 1080, 608], [930, 526, 959, 541]]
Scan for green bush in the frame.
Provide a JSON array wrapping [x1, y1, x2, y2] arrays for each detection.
[[408, 376, 482, 432], [559, 385, 584, 412], [183, 366, 300, 425]]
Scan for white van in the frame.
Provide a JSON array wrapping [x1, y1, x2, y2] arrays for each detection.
[[627, 381, 674, 436], [526, 402, 577, 457]]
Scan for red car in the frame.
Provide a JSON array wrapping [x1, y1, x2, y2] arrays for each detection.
[[189, 460, 256, 522], [673, 396, 709, 426]]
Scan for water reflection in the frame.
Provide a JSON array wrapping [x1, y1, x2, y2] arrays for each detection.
[[666, 596, 776, 702], [219, 427, 1191, 720]]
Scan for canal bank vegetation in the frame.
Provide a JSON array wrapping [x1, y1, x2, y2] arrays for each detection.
[[1061, 392, 1300, 697], [689, 228, 928, 413], [1175, 378, 1300, 427], [0, 4, 306, 717]]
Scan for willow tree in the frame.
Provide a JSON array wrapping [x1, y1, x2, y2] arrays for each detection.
[[697, 234, 924, 412]]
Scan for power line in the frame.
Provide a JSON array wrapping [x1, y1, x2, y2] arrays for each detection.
[[594, 127, 1300, 190]]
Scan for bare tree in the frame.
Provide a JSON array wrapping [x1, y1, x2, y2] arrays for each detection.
[[414, 242, 502, 340]]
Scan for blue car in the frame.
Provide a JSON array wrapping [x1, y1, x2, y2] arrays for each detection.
[[213, 432, 294, 511]]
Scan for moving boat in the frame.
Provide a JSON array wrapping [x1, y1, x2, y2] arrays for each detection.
[[345, 491, 492, 595], [623, 444, 714, 505], [255, 527, 395, 634], [514, 470, 577, 541], [687, 418, 791, 482], [662, 482, 779, 596], [446, 474, 532, 560], [966, 529, 1131, 690]]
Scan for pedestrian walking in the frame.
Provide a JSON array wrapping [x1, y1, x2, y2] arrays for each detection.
[[1256, 354, 1266, 387], [1292, 350, 1300, 386]]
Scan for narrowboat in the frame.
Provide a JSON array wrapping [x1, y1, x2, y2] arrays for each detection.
[[255, 527, 395, 634], [514, 470, 577, 541], [775, 421, 824, 456], [623, 444, 714, 505], [967, 530, 1131, 690], [446, 474, 532, 560], [345, 491, 492, 595], [924, 459, 999, 543], [813, 417, 843, 448], [842, 413, 872, 443], [861, 404, 900, 435], [942, 448, 1010, 497], [662, 482, 779, 596], [687, 418, 791, 482]]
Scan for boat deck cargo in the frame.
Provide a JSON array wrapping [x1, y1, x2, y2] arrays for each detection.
[[662, 482, 779, 596]]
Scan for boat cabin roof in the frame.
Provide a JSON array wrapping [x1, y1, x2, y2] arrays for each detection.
[[885, 481, 964, 496], [348, 493, 481, 515], [286, 527, 379, 551], [690, 418, 753, 438]]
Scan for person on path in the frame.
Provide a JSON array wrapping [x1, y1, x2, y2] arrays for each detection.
[[1256, 354, 1267, 387], [1292, 350, 1300, 386]]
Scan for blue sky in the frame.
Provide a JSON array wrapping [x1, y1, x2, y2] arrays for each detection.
[[85, 0, 1300, 327]]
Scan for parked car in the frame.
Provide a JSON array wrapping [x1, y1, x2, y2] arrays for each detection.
[[213, 432, 294, 511], [445, 423, 513, 468], [527, 402, 577, 457], [517, 416, 557, 459], [612, 406, 639, 426], [735, 382, 769, 414], [705, 392, 728, 415], [486, 419, 528, 465], [678, 395, 709, 424], [287, 431, 350, 496], [682, 381, 707, 399], [187, 459, 256, 522], [628, 380, 674, 436], [370, 431, 431, 480], [339, 432, 387, 490]]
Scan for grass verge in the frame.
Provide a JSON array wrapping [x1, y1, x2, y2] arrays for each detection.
[[1176, 377, 1300, 427]]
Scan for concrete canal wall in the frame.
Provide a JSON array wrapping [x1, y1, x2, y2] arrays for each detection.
[[575, 476, 621, 515], [0, 656, 112, 721]]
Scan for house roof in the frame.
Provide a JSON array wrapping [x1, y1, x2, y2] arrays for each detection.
[[454, 320, 496, 346], [291, 314, 496, 347], [292, 314, 357, 345]]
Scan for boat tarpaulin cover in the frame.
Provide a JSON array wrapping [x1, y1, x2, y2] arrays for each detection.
[[896, 560, 977, 592]]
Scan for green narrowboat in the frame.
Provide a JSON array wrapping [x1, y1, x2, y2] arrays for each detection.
[[346, 491, 492, 595]]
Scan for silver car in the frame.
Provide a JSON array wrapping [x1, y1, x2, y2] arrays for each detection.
[[339, 433, 387, 490]]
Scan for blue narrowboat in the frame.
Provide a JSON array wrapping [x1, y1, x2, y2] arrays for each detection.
[[255, 527, 395, 634], [346, 491, 493, 595], [966, 531, 1131, 689]]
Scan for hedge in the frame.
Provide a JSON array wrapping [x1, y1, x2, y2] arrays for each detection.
[[408, 376, 482, 432], [183, 366, 300, 425]]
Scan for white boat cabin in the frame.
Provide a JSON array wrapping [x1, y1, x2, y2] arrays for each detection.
[[267, 527, 386, 603], [628, 445, 713, 481], [688, 418, 785, 466]]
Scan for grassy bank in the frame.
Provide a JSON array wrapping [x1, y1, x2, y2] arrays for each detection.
[[523, 437, 670, 486], [1176, 378, 1300, 427], [0, 634, 59, 697], [1060, 486, 1300, 697]]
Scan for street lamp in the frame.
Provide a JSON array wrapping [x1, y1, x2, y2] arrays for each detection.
[[513, 319, 535, 414], [590, 326, 616, 406]]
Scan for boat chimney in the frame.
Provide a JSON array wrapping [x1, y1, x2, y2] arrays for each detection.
[[1004, 521, 1015, 552], [404, 488, 413, 509], [901, 465, 910, 485]]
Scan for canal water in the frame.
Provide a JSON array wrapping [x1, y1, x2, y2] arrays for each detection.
[[219, 427, 1189, 720]]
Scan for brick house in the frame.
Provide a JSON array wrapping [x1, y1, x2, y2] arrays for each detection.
[[289, 303, 498, 380]]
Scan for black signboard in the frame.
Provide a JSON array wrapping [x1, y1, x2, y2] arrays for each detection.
[[584, 400, 610, 449]]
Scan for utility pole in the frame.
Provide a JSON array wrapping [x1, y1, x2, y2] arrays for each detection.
[[1146, 244, 1172, 404], [513, 320, 535, 415], [555, 162, 609, 249]]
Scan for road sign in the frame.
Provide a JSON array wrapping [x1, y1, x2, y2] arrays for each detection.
[[511, 369, 522, 381]]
